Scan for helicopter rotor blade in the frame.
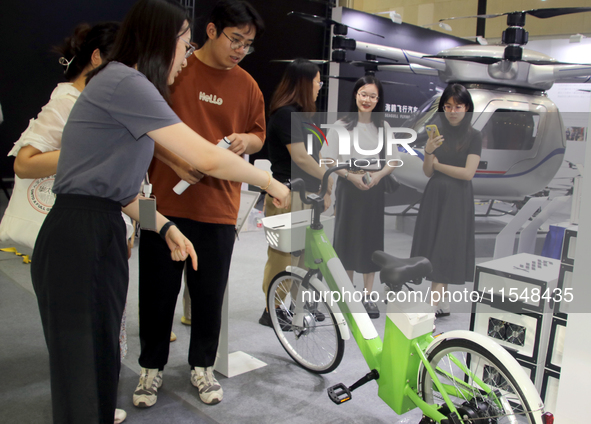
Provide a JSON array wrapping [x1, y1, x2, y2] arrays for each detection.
[[423, 54, 591, 67], [270, 59, 330, 65], [329, 75, 359, 82], [349, 60, 399, 67], [287, 11, 385, 38], [361, 55, 399, 64], [526, 7, 591, 19], [329, 75, 417, 87], [438, 6, 591, 22], [438, 13, 505, 22], [422, 55, 502, 65], [523, 59, 591, 66], [301, 0, 337, 5], [380, 80, 418, 87]]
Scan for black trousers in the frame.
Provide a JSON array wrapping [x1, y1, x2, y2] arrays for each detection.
[[31, 194, 127, 424], [138, 217, 235, 369]]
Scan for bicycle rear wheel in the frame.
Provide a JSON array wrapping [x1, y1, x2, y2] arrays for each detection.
[[420, 339, 537, 423], [267, 271, 345, 374]]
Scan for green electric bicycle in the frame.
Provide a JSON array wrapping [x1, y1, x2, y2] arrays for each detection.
[[262, 164, 551, 424]]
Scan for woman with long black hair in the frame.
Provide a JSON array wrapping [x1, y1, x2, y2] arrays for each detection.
[[259, 58, 332, 326], [323, 75, 397, 319], [30, 1, 289, 422], [410, 83, 482, 317]]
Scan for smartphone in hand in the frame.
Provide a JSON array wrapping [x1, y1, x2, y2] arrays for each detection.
[[362, 172, 372, 185], [425, 124, 440, 138]]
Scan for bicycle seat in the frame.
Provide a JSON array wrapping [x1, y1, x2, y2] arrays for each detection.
[[372, 251, 432, 291]]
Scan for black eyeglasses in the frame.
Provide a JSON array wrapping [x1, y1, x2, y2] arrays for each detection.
[[221, 31, 254, 55]]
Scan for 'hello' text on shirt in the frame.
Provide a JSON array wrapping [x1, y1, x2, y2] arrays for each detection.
[[199, 92, 223, 105]]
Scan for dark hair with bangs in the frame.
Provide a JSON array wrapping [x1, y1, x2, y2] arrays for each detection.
[[437, 83, 475, 152], [86, 0, 190, 102], [341, 75, 385, 131], [437, 83, 474, 114], [269, 59, 319, 116], [208, 0, 264, 41], [54, 22, 120, 82]]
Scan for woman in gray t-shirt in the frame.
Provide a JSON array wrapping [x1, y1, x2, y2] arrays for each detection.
[[30, 1, 289, 423]]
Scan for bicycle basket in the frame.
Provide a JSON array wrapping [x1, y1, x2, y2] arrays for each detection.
[[262, 210, 335, 253]]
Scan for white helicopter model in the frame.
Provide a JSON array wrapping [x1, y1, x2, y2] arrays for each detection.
[[302, 7, 591, 201]]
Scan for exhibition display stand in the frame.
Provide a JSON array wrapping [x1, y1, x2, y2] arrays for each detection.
[[471, 243, 574, 412], [215, 190, 267, 378]]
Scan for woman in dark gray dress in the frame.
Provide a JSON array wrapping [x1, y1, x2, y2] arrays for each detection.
[[324, 76, 397, 319], [410, 84, 482, 317]]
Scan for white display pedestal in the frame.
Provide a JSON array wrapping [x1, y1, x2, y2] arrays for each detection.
[[215, 285, 267, 378], [214, 190, 267, 378]]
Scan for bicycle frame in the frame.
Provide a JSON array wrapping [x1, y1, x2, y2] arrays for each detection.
[[301, 223, 460, 422], [275, 169, 545, 423]]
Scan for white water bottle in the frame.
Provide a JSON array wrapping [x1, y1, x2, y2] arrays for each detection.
[[173, 137, 232, 194], [216, 136, 232, 149]]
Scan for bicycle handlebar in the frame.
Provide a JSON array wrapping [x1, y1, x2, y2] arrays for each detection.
[[286, 178, 310, 206], [289, 158, 378, 205], [288, 159, 377, 228]]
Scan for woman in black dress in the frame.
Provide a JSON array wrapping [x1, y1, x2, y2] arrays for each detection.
[[323, 76, 397, 319], [410, 84, 482, 317]]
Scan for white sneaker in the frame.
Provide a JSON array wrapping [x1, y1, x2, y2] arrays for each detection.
[[114, 408, 127, 424], [190, 366, 223, 404], [133, 367, 163, 408]]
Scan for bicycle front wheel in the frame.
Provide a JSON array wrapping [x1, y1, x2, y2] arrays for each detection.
[[420, 339, 537, 424], [267, 271, 345, 374]]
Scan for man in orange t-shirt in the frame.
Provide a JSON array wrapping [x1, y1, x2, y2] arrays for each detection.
[[134, 0, 265, 408]]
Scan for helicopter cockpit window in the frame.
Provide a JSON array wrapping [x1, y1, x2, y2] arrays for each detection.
[[481, 109, 539, 151]]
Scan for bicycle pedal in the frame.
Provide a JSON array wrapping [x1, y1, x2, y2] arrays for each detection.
[[327, 383, 352, 404]]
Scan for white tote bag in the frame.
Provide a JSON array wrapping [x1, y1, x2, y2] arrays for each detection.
[[0, 84, 79, 249], [0, 174, 56, 249]]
